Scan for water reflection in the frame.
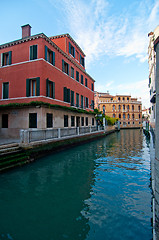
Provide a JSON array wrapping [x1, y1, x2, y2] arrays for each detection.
[[0, 129, 152, 240]]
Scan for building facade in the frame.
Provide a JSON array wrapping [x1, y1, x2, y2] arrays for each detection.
[[94, 92, 142, 128], [0, 25, 95, 138], [148, 26, 159, 130]]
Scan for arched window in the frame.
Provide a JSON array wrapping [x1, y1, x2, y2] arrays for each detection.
[[119, 114, 121, 119], [127, 105, 129, 110], [127, 114, 130, 119], [123, 105, 125, 110], [113, 114, 115, 118], [123, 113, 125, 119], [132, 105, 134, 111], [138, 106, 141, 111], [119, 105, 121, 110], [132, 114, 134, 119], [113, 105, 115, 110]]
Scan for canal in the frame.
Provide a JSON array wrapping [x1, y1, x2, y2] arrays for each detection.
[[0, 129, 152, 240]]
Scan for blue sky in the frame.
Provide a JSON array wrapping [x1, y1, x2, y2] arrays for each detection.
[[1, 0, 159, 108]]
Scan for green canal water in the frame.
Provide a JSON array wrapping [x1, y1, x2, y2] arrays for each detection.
[[0, 129, 152, 240]]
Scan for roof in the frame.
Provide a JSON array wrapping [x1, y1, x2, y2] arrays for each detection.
[[50, 33, 86, 57], [0, 33, 95, 82]]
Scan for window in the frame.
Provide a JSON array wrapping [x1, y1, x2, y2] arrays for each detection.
[[113, 105, 115, 110], [91, 100, 94, 109], [81, 117, 84, 126], [139, 114, 141, 119], [69, 43, 75, 57], [91, 83, 94, 91], [85, 117, 88, 126], [71, 116, 75, 127], [127, 114, 130, 119], [85, 97, 88, 108], [76, 71, 79, 82], [123, 113, 125, 119], [127, 105, 130, 110], [30, 45, 37, 60], [80, 55, 85, 67], [71, 67, 74, 78], [113, 114, 115, 118], [2, 114, 8, 128], [123, 97, 125, 100], [76, 93, 79, 107], [29, 113, 37, 128], [46, 79, 55, 98], [132, 105, 134, 111], [62, 60, 69, 75], [132, 114, 134, 120], [3, 82, 9, 99], [119, 105, 121, 110], [81, 75, 83, 84], [1, 51, 12, 66], [138, 106, 141, 111], [45, 46, 55, 65], [71, 90, 74, 106], [123, 105, 125, 110], [103, 105, 105, 114], [64, 115, 68, 127], [46, 113, 53, 128], [64, 87, 70, 103], [119, 114, 121, 119], [92, 118, 94, 126], [85, 78, 87, 87], [26, 78, 40, 97], [118, 97, 120, 101], [81, 95, 84, 108], [127, 97, 129, 101]]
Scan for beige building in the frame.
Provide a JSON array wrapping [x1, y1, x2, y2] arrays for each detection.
[[94, 92, 142, 128]]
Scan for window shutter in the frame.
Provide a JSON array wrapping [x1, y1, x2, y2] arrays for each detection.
[[30, 46, 33, 60], [67, 88, 70, 103], [36, 77, 40, 96], [46, 78, 49, 97], [69, 42, 71, 54], [45, 46, 48, 61], [9, 51, 12, 65], [1, 53, 4, 66], [64, 87, 67, 101], [52, 82, 55, 99], [71, 91, 74, 106], [53, 52, 55, 66], [67, 64, 69, 75], [33, 45, 37, 59], [62, 60, 65, 72], [26, 79, 30, 97], [73, 47, 75, 58]]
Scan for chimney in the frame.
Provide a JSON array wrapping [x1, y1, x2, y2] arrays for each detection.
[[21, 24, 32, 38]]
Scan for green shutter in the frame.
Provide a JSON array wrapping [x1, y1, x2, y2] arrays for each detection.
[[73, 47, 75, 57], [53, 52, 55, 66], [45, 46, 48, 61], [26, 79, 30, 97], [67, 64, 69, 75], [69, 42, 71, 54], [9, 51, 12, 65], [53, 82, 55, 99], [36, 77, 40, 96], [3, 83, 9, 99], [46, 78, 49, 97], [62, 60, 65, 72], [33, 45, 37, 59], [71, 91, 74, 106], [67, 89, 70, 103], [64, 87, 67, 101], [30, 46, 33, 60]]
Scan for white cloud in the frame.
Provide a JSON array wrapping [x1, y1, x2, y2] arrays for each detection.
[[52, 0, 159, 67]]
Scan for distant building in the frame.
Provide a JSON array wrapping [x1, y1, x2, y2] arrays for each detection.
[[94, 92, 142, 128], [0, 25, 95, 138], [142, 107, 150, 121], [148, 26, 159, 130]]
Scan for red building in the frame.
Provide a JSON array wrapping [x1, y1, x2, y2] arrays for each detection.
[[0, 25, 95, 138]]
